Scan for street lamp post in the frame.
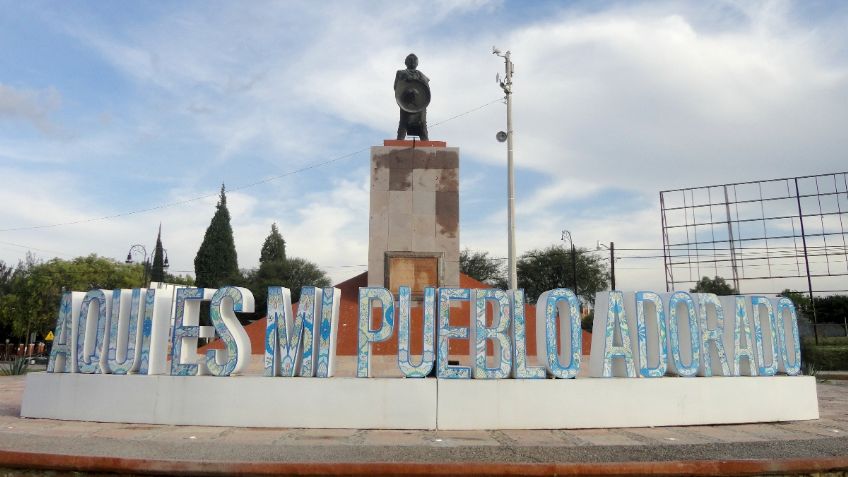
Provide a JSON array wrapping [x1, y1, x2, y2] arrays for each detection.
[[125, 244, 149, 288], [126, 244, 170, 288], [493, 46, 517, 290], [562, 230, 577, 296]]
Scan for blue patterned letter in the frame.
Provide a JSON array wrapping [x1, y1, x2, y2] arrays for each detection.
[[437, 288, 472, 379], [206, 287, 254, 376], [667, 292, 700, 377], [472, 289, 512, 379], [356, 287, 395, 377], [511, 289, 545, 378], [397, 287, 435, 377], [635, 291, 667, 378]]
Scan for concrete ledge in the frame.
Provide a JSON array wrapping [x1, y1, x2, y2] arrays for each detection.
[[437, 376, 819, 430], [21, 374, 438, 429], [21, 374, 818, 430]]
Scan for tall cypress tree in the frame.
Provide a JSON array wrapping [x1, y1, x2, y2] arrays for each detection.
[[194, 185, 239, 288], [260, 223, 286, 264], [150, 224, 165, 283]]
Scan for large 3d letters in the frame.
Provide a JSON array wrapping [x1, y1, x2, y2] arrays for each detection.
[[356, 287, 395, 377], [536, 289, 582, 378], [206, 287, 254, 376], [397, 287, 436, 378]]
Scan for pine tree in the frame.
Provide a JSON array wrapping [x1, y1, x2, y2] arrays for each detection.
[[246, 224, 329, 318], [260, 223, 286, 264], [194, 185, 239, 288], [150, 224, 165, 283]]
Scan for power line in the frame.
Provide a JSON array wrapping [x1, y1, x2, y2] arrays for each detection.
[[0, 98, 503, 234], [0, 239, 74, 257]]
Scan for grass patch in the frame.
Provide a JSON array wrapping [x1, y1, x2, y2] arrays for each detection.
[[802, 336, 848, 346]]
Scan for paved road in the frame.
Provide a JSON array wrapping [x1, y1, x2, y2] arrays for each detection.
[[1, 375, 847, 467]]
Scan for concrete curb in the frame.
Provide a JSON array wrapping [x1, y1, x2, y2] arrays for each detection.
[[1, 450, 847, 476]]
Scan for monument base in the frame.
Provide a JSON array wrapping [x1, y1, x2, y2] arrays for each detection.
[[21, 374, 438, 429], [21, 374, 818, 430], [436, 376, 819, 430]]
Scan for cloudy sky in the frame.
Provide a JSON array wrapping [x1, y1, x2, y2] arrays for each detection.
[[1, 0, 846, 293]]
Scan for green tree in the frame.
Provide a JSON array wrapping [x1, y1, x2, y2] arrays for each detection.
[[163, 272, 195, 286], [194, 185, 239, 288], [690, 276, 738, 295], [779, 289, 812, 318], [260, 223, 286, 264], [276, 257, 331, 303], [150, 225, 165, 283], [779, 289, 848, 324], [0, 261, 14, 340], [516, 245, 608, 304], [244, 259, 332, 320], [813, 295, 848, 324], [459, 248, 507, 288], [0, 254, 144, 342], [243, 225, 331, 320]]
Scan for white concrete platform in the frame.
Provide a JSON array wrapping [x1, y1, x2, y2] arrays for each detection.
[[437, 376, 819, 430], [21, 374, 818, 430], [21, 373, 438, 429]]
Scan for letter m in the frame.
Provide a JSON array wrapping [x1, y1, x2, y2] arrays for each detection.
[[264, 286, 321, 377]]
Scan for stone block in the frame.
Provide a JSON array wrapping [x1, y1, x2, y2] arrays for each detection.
[[435, 191, 459, 238], [444, 247, 459, 265], [388, 213, 413, 251], [368, 252, 384, 287], [413, 169, 440, 192], [443, 256, 460, 288], [411, 149, 428, 169], [434, 149, 459, 169], [412, 214, 436, 251], [371, 162, 389, 192], [412, 190, 436, 216], [388, 191, 412, 216], [368, 210, 388, 287], [389, 168, 412, 191], [370, 189, 389, 222], [438, 167, 459, 192], [388, 149, 414, 169], [436, 230, 459, 258]]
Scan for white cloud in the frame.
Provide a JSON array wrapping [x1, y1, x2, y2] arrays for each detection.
[[3, 1, 847, 294], [0, 83, 62, 135]]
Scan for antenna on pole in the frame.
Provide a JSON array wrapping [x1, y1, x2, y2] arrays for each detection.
[[493, 46, 517, 290]]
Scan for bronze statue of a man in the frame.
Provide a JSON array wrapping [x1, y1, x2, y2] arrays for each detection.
[[394, 53, 430, 141]]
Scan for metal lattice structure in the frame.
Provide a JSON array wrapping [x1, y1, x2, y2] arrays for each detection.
[[660, 172, 848, 296]]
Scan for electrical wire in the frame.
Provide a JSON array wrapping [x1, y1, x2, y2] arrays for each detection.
[[0, 98, 504, 234]]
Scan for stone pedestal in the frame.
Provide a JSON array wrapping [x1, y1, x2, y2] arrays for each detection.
[[368, 140, 459, 291]]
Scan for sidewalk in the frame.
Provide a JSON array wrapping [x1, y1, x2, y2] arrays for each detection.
[[1, 374, 847, 475]]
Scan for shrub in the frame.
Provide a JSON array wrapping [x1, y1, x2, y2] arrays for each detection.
[[802, 336, 848, 347], [0, 357, 29, 376], [801, 345, 848, 371]]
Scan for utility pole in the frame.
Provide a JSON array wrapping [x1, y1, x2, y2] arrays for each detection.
[[597, 241, 616, 290], [494, 46, 517, 290], [609, 241, 616, 290]]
